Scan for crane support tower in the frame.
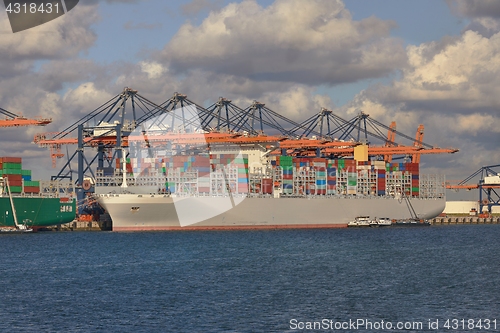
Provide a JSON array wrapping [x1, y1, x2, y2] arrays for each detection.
[[446, 164, 500, 215]]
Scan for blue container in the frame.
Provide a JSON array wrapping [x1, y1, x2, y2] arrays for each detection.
[[22, 175, 31, 181], [316, 180, 326, 186], [283, 184, 293, 190], [378, 173, 385, 178], [238, 178, 248, 183], [327, 180, 336, 186], [377, 190, 386, 196], [411, 175, 419, 179]]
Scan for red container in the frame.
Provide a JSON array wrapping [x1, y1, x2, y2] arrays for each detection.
[[5, 174, 22, 181], [1, 157, 22, 163], [8, 180, 22, 186], [262, 178, 273, 194], [24, 186, 40, 193]]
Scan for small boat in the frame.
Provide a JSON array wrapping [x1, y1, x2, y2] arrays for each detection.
[[0, 224, 33, 234], [370, 217, 392, 227], [348, 216, 372, 227], [393, 218, 430, 227]]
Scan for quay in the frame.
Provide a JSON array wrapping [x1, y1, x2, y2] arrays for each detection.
[[431, 216, 500, 225], [38, 214, 500, 231]]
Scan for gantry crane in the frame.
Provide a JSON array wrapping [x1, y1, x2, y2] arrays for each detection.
[[446, 164, 500, 216], [33, 88, 459, 214]]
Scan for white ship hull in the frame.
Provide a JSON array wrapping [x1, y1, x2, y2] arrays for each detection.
[[97, 194, 445, 231]]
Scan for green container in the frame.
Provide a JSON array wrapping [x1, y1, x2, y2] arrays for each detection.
[[338, 160, 345, 169], [2, 169, 21, 175], [24, 180, 40, 187], [411, 187, 419, 192], [347, 173, 357, 186], [21, 169, 32, 176], [10, 186, 22, 193], [2, 162, 21, 170], [238, 168, 248, 174], [279, 156, 293, 166]]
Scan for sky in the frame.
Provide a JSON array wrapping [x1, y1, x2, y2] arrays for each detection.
[[0, 0, 499, 201]]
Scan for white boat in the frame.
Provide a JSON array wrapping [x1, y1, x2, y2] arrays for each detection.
[[0, 225, 33, 234], [348, 216, 373, 227], [370, 217, 392, 227]]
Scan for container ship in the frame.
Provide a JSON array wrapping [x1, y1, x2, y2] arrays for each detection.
[[0, 157, 76, 229], [96, 146, 446, 231]]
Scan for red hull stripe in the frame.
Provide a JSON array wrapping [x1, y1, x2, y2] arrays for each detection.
[[113, 223, 348, 231]]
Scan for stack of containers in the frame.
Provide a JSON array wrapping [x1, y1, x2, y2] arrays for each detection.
[[344, 160, 357, 195], [1, 157, 23, 193], [23, 180, 40, 193], [0, 157, 40, 193], [278, 156, 293, 195], [194, 155, 211, 193], [210, 153, 249, 194], [406, 162, 420, 196], [160, 159, 173, 193], [326, 159, 337, 195], [115, 158, 133, 174], [312, 158, 327, 195], [232, 154, 249, 194], [377, 168, 386, 196]]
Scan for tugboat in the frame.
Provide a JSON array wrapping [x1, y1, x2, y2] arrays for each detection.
[[369, 217, 392, 227], [348, 216, 372, 227]]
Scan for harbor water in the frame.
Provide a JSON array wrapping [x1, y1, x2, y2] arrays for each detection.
[[0, 225, 498, 332]]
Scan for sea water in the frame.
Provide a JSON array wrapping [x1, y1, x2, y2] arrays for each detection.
[[0, 225, 499, 332]]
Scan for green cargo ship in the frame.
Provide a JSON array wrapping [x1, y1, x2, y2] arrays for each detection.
[[0, 197, 76, 228], [0, 156, 77, 228]]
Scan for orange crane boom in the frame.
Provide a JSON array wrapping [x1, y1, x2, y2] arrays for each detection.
[[0, 116, 52, 127]]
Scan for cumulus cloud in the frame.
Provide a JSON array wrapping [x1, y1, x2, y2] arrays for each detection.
[[359, 30, 500, 114], [447, 0, 500, 18], [162, 0, 406, 86], [62, 82, 114, 115], [0, 6, 98, 61], [340, 27, 500, 177], [447, 0, 500, 37]]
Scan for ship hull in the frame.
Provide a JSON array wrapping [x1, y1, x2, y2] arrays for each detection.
[[98, 195, 445, 231], [0, 197, 76, 227]]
